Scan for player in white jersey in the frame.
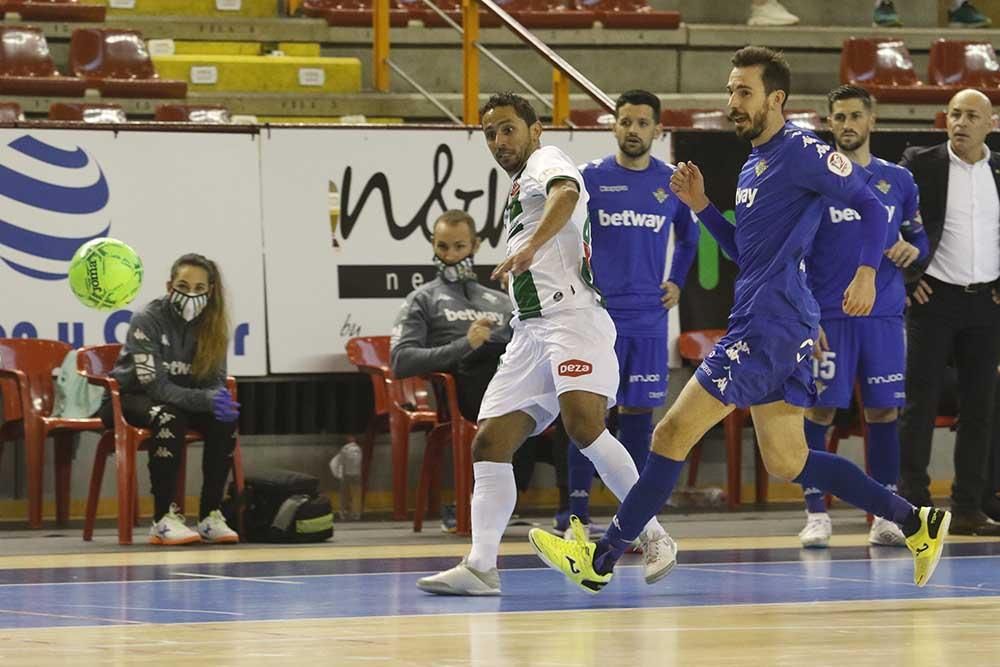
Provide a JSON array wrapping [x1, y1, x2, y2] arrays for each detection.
[[417, 92, 677, 596]]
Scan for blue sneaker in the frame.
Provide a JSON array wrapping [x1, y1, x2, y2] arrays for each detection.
[[552, 509, 571, 533], [440, 504, 457, 533]]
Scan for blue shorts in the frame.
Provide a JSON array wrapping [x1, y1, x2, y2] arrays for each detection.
[[614, 335, 668, 409], [696, 316, 817, 409], [813, 316, 906, 409]]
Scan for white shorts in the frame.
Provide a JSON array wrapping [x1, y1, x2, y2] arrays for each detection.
[[479, 306, 619, 436]]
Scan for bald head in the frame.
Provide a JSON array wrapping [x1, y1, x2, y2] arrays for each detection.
[[946, 88, 994, 163]]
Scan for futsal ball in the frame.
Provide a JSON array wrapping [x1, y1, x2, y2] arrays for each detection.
[[68, 238, 144, 311]]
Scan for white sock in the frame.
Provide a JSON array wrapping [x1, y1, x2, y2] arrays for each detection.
[[951, 0, 966, 10], [579, 429, 667, 539], [467, 461, 517, 572]]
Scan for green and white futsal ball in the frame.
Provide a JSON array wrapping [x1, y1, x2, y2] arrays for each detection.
[[68, 238, 144, 311]]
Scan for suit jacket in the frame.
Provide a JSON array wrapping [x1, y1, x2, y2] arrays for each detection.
[[900, 142, 1000, 286]]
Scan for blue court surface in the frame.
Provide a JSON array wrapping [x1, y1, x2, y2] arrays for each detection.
[[1, 541, 999, 630]]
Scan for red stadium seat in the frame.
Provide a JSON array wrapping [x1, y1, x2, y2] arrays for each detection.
[[496, 0, 597, 29], [302, 0, 409, 27], [5, 0, 106, 22], [0, 26, 88, 97], [49, 102, 126, 122], [568, 108, 615, 126], [678, 330, 768, 509], [0, 339, 106, 528], [840, 38, 947, 104], [785, 109, 823, 130], [577, 0, 680, 29], [69, 28, 187, 99], [0, 101, 23, 121], [400, 0, 503, 28], [155, 104, 231, 123], [928, 39, 1000, 104], [667, 108, 732, 130], [345, 336, 440, 522]]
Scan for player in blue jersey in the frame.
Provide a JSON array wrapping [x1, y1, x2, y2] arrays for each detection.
[[528, 46, 950, 594], [798, 85, 929, 549], [560, 90, 699, 537]]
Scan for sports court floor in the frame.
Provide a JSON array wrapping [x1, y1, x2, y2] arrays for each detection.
[[1, 508, 998, 666]]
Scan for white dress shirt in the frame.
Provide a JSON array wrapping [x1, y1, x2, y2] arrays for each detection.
[[925, 142, 1000, 286]]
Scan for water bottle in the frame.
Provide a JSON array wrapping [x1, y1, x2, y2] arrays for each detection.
[[331, 440, 363, 520]]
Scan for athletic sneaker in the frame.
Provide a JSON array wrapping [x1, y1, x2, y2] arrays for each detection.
[[798, 512, 832, 548], [905, 507, 951, 587], [868, 516, 906, 547], [197, 510, 239, 544], [149, 504, 200, 546], [747, 0, 799, 26], [528, 515, 612, 594], [873, 0, 902, 26], [440, 504, 457, 533], [949, 1, 991, 27], [641, 531, 678, 584], [416, 557, 501, 596]]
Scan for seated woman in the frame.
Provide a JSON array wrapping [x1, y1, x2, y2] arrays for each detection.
[[99, 253, 241, 545]]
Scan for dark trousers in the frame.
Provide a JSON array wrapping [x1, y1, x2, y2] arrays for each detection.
[[99, 394, 237, 521], [899, 277, 1000, 513], [453, 352, 568, 500]]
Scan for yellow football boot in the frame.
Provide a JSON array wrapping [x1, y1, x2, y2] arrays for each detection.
[[905, 507, 951, 587], [528, 515, 613, 594]]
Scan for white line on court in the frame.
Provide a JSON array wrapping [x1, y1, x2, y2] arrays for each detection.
[[170, 571, 302, 585], [56, 604, 244, 616]]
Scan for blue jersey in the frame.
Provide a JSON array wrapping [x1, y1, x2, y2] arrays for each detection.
[[729, 123, 883, 327], [807, 157, 924, 320], [582, 155, 699, 336]]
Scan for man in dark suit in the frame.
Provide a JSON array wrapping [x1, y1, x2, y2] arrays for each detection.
[[899, 89, 1000, 536]]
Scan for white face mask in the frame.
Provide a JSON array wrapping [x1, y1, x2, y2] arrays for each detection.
[[168, 289, 209, 322]]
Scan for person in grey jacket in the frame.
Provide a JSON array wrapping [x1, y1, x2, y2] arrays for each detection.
[[391, 210, 568, 528], [99, 253, 241, 546]]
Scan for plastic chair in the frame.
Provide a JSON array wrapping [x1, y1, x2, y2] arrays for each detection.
[[77, 344, 245, 545], [928, 39, 1000, 103], [663, 108, 733, 130], [413, 372, 475, 535], [576, 0, 679, 29], [496, 0, 596, 29], [399, 0, 504, 28], [0, 339, 107, 528], [840, 38, 947, 104], [49, 102, 126, 123], [69, 28, 187, 99], [6, 0, 106, 22], [677, 329, 768, 509], [0, 25, 88, 97], [345, 336, 439, 521], [302, 0, 409, 26], [154, 104, 231, 124], [785, 109, 823, 130], [0, 101, 23, 122]]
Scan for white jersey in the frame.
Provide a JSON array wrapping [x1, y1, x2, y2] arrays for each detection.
[[503, 145, 601, 321]]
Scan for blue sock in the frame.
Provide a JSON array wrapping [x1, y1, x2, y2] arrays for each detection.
[[567, 443, 594, 523], [617, 411, 653, 471], [802, 419, 829, 514], [792, 449, 914, 524], [593, 452, 683, 574], [866, 420, 900, 492]]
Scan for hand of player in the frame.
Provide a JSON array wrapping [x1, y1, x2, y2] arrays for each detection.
[[884, 239, 920, 268], [911, 278, 933, 305], [660, 280, 681, 309], [812, 325, 829, 361], [491, 241, 538, 284], [843, 266, 876, 316], [669, 162, 711, 213], [466, 318, 493, 350]]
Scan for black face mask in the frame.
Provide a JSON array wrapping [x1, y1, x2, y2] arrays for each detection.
[[168, 289, 209, 321], [433, 254, 476, 283]]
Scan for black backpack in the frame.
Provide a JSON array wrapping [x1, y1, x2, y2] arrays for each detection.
[[223, 469, 334, 543]]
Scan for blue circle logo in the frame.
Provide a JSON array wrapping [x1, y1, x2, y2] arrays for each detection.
[[0, 134, 110, 280]]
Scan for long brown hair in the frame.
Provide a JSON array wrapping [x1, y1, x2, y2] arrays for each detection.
[[170, 253, 230, 381]]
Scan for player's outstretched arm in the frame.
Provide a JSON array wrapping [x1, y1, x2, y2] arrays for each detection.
[[491, 179, 579, 281], [671, 162, 739, 262]]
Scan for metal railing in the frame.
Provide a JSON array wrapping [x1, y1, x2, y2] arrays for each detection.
[[370, 0, 614, 125]]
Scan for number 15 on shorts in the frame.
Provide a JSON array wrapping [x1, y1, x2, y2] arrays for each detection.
[[813, 351, 836, 381]]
